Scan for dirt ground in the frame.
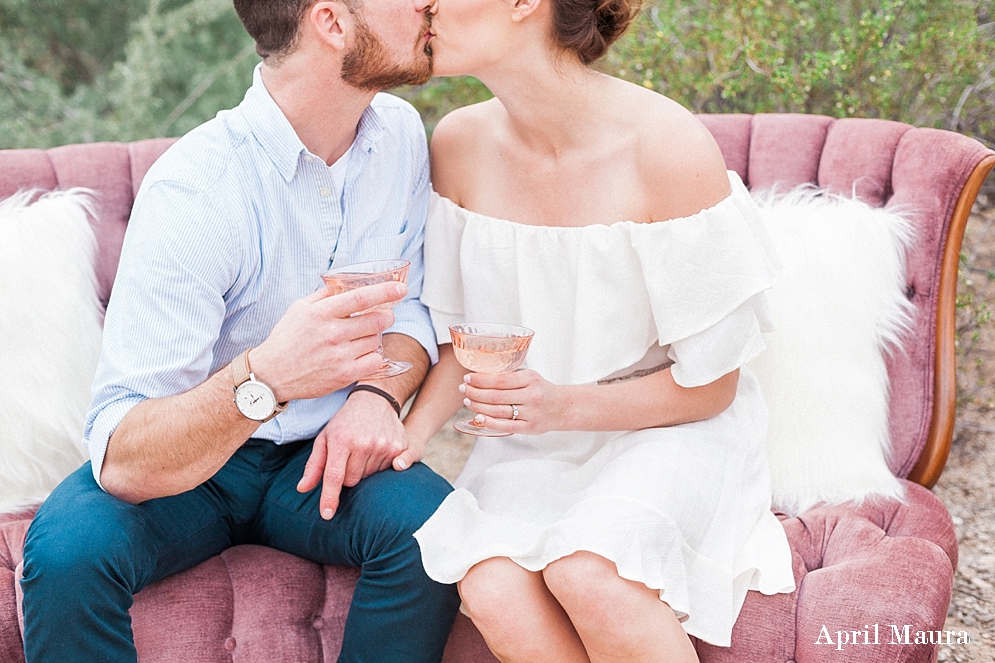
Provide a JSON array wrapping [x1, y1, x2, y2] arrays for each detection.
[[934, 195, 995, 662], [420, 196, 995, 662]]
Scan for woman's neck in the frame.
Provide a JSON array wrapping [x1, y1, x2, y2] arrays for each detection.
[[476, 51, 613, 158]]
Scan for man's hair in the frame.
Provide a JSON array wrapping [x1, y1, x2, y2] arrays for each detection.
[[233, 0, 361, 61]]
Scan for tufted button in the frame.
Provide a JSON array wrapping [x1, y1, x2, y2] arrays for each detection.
[[906, 283, 916, 300], [224, 637, 236, 652], [312, 616, 325, 630]]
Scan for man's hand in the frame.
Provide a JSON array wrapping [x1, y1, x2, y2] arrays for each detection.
[[251, 282, 406, 402], [296, 390, 406, 519]]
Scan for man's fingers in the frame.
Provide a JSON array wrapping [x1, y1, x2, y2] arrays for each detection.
[[322, 282, 407, 319], [304, 287, 331, 304], [339, 309, 396, 341], [320, 449, 350, 520], [342, 452, 368, 488], [297, 438, 327, 493]]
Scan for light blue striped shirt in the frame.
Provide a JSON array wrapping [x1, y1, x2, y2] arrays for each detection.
[[85, 65, 437, 487]]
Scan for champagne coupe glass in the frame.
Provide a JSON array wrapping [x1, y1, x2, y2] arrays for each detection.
[[321, 259, 411, 380], [449, 323, 535, 437]]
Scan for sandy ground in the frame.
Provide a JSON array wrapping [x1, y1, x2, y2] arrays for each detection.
[[934, 196, 995, 662], [419, 197, 995, 662]]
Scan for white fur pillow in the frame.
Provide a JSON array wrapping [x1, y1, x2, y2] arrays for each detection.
[[0, 189, 99, 513], [748, 187, 913, 516]]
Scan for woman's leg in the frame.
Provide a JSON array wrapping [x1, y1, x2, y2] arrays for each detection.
[[542, 551, 699, 663], [458, 557, 590, 663]]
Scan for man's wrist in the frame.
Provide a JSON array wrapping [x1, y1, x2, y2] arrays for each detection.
[[242, 344, 286, 402], [347, 384, 402, 416], [231, 349, 287, 423]]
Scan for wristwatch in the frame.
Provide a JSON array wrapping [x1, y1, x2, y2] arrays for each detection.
[[232, 349, 287, 422]]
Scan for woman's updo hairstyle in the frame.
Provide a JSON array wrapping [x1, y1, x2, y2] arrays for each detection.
[[551, 0, 641, 65]]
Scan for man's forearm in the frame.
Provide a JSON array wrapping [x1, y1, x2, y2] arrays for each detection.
[[363, 333, 431, 406], [100, 363, 259, 504]]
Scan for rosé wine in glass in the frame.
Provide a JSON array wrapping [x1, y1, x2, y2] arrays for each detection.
[[321, 259, 411, 380], [449, 323, 534, 437]]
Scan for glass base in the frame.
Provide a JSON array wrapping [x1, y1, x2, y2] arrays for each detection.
[[363, 359, 412, 380], [453, 420, 511, 437]]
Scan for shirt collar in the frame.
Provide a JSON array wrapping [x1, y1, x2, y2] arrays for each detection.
[[242, 64, 306, 183], [241, 64, 388, 182], [355, 99, 387, 155]]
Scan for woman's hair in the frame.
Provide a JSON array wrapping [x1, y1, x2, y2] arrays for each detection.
[[550, 0, 641, 65]]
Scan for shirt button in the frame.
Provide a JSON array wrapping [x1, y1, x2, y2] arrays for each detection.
[[320, 187, 331, 198], [305, 155, 315, 163]]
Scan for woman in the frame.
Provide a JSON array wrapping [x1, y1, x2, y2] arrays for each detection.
[[393, 0, 795, 660]]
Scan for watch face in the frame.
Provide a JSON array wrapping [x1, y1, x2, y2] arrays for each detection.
[[235, 381, 277, 421]]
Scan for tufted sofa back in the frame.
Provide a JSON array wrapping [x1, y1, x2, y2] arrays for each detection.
[[698, 114, 994, 486], [1, 115, 992, 487]]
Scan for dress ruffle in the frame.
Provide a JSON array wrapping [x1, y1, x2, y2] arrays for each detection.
[[414, 376, 796, 647], [422, 172, 777, 387]]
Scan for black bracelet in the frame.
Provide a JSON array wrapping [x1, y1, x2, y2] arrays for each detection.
[[348, 384, 402, 417]]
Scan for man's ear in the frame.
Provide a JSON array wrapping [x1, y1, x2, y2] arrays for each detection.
[[309, 1, 351, 51], [511, 0, 542, 22]]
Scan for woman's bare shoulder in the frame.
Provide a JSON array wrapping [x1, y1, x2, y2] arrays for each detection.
[[620, 85, 732, 220], [430, 100, 502, 204]]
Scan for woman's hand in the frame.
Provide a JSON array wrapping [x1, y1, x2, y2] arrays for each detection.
[[392, 426, 429, 472], [459, 369, 569, 436]]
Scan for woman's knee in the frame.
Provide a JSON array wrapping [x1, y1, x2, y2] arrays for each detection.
[[542, 551, 630, 614], [458, 557, 532, 627]]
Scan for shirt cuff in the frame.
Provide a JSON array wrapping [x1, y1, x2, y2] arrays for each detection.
[[388, 300, 440, 365], [84, 396, 144, 491]]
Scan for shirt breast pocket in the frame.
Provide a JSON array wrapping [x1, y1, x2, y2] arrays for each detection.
[[348, 231, 410, 264]]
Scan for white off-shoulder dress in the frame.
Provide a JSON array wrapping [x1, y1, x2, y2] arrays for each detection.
[[413, 172, 795, 647]]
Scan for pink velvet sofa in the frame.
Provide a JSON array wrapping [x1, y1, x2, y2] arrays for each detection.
[[1, 115, 993, 663]]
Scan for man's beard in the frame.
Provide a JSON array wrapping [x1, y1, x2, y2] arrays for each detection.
[[341, 14, 433, 91]]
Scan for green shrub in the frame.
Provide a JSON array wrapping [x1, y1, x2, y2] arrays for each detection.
[[0, 0, 257, 147], [0, 0, 992, 147], [402, 0, 995, 143]]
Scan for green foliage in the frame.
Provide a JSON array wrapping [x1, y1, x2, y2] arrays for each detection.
[[0, 0, 258, 148], [0, 0, 993, 148], [603, 0, 995, 144], [395, 77, 492, 136], [957, 244, 995, 407]]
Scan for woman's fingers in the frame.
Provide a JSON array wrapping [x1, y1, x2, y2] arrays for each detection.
[[463, 398, 524, 422], [460, 382, 531, 406], [463, 370, 533, 390], [468, 413, 527, 434]]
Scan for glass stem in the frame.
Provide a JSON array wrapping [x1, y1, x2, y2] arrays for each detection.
[[376, 333, 387, 366]]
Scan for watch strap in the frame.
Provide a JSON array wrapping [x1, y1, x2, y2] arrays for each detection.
[[232, 349, 251, 388], [348, 384, 402, 417]]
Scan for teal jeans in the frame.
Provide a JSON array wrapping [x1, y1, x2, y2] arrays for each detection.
[[20, 438, 459, 663]]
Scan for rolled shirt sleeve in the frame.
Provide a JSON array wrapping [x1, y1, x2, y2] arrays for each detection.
[[84, 181, 237, 487]]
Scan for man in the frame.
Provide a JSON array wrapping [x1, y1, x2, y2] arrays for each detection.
[[20, 1, 460, 661]]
